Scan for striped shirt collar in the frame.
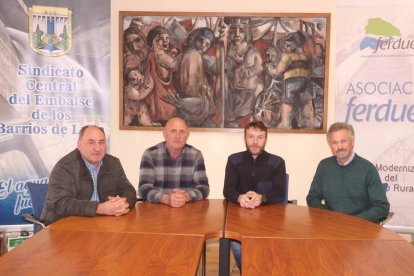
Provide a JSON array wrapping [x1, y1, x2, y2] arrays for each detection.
[[82, 157, 103, 202], [337, 151, 355, 166]]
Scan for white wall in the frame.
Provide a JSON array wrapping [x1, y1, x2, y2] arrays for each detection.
[[110, 0, 336, 204]]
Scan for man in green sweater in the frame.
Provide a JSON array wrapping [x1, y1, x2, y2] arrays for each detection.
[[306, 122, 389, 223]]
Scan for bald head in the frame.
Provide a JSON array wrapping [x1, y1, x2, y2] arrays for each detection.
[[165, 117, 187, 130]]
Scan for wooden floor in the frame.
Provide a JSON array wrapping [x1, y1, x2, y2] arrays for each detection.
[[200, 239, 240, 276]]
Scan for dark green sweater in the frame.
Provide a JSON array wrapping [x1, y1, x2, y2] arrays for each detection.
[[306, 154, 389, 223]]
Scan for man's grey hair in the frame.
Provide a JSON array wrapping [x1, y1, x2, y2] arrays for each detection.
[[327, 122, 354, 141]]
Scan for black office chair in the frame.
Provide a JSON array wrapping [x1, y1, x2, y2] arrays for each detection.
[[284, 174, 289, 203], [285, 174, 298, 205], [256, 173, 292, 204], [21, 182, 48, 233]]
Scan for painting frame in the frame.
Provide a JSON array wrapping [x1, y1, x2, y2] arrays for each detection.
[[119, 11, 330, 133]]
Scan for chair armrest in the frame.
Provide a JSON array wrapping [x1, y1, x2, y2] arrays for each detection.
[[380, 211, 394, 225], [21, 214, 46, 229]]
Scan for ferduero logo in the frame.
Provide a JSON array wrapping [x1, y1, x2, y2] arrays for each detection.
[[359, 18, 414, 54], [28, 5, 72, 57]]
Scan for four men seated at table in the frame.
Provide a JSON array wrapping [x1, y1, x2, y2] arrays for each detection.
[[41, 120, 389, 273]]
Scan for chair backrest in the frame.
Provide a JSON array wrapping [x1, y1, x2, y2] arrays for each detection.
[[257, 173, 289, 204], [283, 174, 289, 204], [27, 182, 48, 221]]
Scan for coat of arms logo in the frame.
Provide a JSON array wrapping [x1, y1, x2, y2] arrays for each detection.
[[28, 5, 72, 56]]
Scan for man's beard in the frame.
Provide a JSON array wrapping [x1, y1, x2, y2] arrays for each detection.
[[247, 145, 265, 156]]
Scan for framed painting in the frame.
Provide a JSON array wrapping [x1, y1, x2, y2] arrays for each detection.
[[119, 12, 330, 133]]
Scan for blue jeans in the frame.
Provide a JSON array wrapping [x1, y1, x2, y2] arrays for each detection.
[[230, 240, 241, 271]]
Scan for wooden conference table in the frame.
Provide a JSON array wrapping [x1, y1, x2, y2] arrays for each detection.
[[225, 202, 414, 275], [1, 199, 414, 275], [0, 229, 204, 275], [0, 199, 225, 276]]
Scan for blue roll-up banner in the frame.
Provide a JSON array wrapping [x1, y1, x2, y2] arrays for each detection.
[[0, 0, 110, 230]]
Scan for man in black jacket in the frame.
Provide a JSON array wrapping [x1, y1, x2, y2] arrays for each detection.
[[223, 121, 286, 206], [223, 120, 287, 271]]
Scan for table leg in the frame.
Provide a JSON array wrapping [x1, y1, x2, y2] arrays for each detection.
[[219, 238, 230, 276], [202, 241, 206, 276]]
